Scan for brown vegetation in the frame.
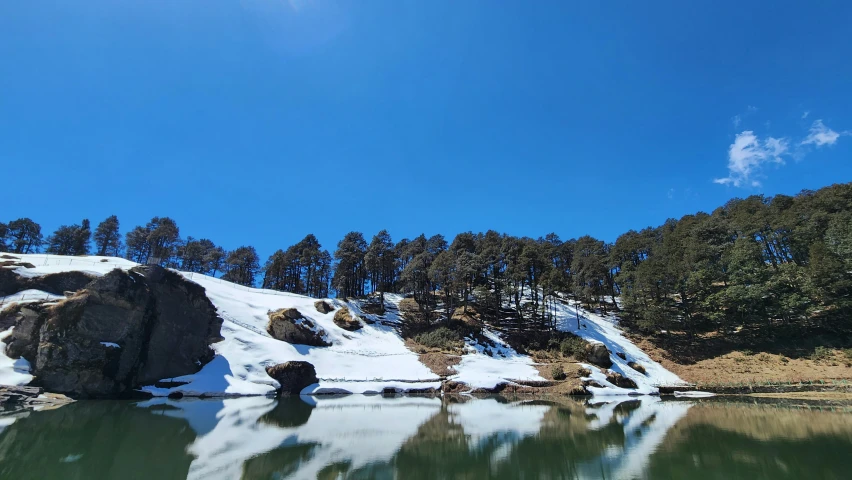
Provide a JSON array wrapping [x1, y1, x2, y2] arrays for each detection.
[[631, 334, 852, 384], [332, 307, 362, 331]]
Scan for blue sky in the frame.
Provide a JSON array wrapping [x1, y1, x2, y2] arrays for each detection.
[[2, 0, 851, 258]]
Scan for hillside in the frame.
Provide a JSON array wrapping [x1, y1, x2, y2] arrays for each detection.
[[1, 253, 683, 397]]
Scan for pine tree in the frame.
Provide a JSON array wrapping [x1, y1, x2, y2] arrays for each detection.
[[46, 225, 78, 255], [6, 218, 43, 253], [94, 215, 122, 256], [0, 222, 9, 251], [125, 226, 151, 263], [222, 246, 260, 286], [332, 232, 367, 298], [365, 230, 397, 296]]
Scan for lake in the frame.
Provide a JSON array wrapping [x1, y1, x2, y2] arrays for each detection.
[[1, 394, 850, 479]]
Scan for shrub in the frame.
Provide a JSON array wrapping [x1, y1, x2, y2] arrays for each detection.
[[414, 327, 462, 350], [551, 365, 567, 380], [780, 356, 790, 364], [843, 348, 852, 360], [560, 335, 589, 359], [741, 349, 754, 356], [811, 346, 833, 362], [757, 353, 770, 362]]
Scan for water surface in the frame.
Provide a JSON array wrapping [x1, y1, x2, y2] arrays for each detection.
[[1, 394, 850, 479]]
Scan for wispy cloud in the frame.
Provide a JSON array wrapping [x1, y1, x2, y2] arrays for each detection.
[[802, 111, 810, 120], [731, 115, 742, 128], [800, 119, 842, 147], [714, 131, 789, 187], [667, 188, 675, 199], [715, 117, 848, 187]]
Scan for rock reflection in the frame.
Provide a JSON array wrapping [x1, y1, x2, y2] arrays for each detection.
[[2, 394, 850, 479]]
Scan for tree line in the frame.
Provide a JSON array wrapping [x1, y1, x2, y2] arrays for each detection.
[[2, 182, 850, 337]]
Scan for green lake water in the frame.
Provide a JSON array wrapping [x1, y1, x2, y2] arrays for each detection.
[[1, 394, 850, 479]]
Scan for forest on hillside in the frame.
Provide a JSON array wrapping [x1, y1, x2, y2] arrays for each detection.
[[2, 182, 851, 340]]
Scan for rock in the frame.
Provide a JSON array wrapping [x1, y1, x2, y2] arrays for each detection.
[[266, 361, 318, 395], [616, 351, 627, 360], [267, 308, 331, 347], [1, 266, 223, 398], [0, 385, 73, 408], [0, 268, 96, 297], [314, 300, 334, 314], [333, 307, 362, 331], [577, 367, 592, 377], [584, 342, 613, 368], [628, 361, 647, 375], [605, 371, 638, 389]]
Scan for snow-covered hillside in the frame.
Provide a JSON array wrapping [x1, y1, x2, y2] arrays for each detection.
[[1, 253, 684, 396]]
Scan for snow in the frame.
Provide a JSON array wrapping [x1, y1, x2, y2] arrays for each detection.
[[140, 273, 439, 396], [1, 253, 685, 397], [553, 299, 687, 394], [450, 328, 545, 389]]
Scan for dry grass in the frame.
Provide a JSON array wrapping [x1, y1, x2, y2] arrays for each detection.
[[418, 352, 461, 377], [631, 336, 852, 384]]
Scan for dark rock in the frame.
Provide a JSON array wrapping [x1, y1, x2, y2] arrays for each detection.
[[605, 371, 638, 389], [266, 361, 318, 395], [616, 351, 627, 360], [333, 307, 362, 331], [314, 300, 334, 314], [2, 266, 223, 398], [0, 268, 96, 297], [267, 308, 330, 347], [584, 342, 613, 368], [628, 361, 647, 375]]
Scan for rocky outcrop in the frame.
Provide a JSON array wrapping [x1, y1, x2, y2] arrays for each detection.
[[313, 300, 334, 314], [267, 308, 331, 346], [0, 266, 223, 398], [584, 342, 613, 368], [265, 361, 318, 395], [0, 266, 96, 297], [332, 307, 362, 331], [605, 371, 638, 389]]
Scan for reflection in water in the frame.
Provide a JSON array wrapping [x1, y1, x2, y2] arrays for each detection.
[[0, 394, 851, 479]]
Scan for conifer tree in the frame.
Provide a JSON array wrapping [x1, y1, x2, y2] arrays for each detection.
[[94, 215, 122, 256]]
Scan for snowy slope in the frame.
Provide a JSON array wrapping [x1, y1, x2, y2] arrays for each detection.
[[1, 253, 684, 397], [553, 299, 686, 394], [1, 253, 439, 396]]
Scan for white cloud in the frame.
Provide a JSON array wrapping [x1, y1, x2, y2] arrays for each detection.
[[800, 119, 841, 147], [714, 131, 789, 187], [802, 111, 810, 119]]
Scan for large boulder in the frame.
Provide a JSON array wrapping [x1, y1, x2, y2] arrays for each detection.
[[267, 308, 331, 347], [584, 342, 613, 368], [313, 300, 334, 314], [266, 361, 318, 395], [1, 266, 223, 398], [332, 307, 362, 331]]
